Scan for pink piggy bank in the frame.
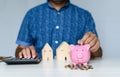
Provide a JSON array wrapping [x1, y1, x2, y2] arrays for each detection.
[[70, 44, 90, 68]]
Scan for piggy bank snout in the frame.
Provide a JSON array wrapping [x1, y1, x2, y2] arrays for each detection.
[[77, 53, 83, 59]]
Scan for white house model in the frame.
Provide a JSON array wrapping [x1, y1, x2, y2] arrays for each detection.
[[42, 43, 53, 61], [56, 41, 71, 61]]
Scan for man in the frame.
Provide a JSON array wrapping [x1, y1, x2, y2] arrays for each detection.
[[15, 0, 102, 59]]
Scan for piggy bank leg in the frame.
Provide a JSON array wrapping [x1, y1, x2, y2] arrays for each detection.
[[81, 63, 93, 70], [72, 63, 85, 70], [72, 63, 80, 69], [76, 64, 85, 70], [76, 63, 88, 70]]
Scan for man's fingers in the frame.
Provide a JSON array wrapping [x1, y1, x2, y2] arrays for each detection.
[[22, 48, 27, 58], [89, 37, 97, 47], [78, 32, 100, 53], [78, 32, 91, 45], [17, 46, 37, 59], [18, 51, 22, 58], [90, 41, 100, 53], [25, 47, 31, 58], [29, 46, 37, 58], [84, 34, 96, 44]]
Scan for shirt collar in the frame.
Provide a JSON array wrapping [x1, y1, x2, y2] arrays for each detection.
[[47, 0, 70, 9]]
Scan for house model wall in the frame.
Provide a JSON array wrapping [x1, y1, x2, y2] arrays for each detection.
[[56, 41, 71, 61], [42, 43, 53, 61]]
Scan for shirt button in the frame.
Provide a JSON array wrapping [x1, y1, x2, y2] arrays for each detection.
[[58, 12, 60, 14], [56, 26, 59, 29], [55, 41, 58, 44]]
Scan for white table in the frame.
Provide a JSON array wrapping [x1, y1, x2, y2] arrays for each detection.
[[0, 57, 120, 77]]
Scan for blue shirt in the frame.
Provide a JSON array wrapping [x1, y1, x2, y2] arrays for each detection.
[[16, 1, 98, 58]]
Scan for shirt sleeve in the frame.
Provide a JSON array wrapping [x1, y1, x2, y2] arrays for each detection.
[[83, 12, 98, 37], [16, 10, 34, 46]]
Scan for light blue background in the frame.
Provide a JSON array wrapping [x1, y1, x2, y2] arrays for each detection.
[[0, 0, 120, 58]]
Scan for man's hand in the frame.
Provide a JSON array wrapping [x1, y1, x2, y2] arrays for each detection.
[[78, 32, 102, 58], [15, 45, 38, 59]]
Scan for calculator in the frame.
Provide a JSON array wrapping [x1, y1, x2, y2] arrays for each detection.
[[2, 57, 41, 65]]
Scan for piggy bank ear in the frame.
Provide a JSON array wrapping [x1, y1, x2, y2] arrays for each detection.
[[69, 44, 75, 50], [84, 44, 90, 50]]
